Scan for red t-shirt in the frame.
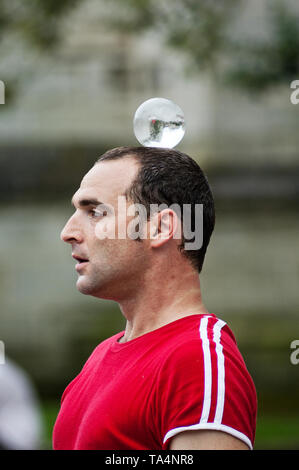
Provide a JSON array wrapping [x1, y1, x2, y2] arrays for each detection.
[[52, 314, 257, 450]]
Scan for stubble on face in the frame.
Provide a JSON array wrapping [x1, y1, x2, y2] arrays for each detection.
[[72, 157, 150, 300]]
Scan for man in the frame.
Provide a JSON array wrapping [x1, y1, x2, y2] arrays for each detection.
[[53, 146, 257, 450]]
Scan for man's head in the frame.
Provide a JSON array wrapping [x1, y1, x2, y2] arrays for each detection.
[[60, 146, 215, 299], [98, 147, 215, 271]]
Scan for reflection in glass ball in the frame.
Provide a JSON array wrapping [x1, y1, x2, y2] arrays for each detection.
[[133, 97, 185, 148]]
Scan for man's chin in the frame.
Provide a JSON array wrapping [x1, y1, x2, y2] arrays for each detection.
[[76, 275, 116, 300], [76, 274, 109, 297], [76, 277, 97, 295]]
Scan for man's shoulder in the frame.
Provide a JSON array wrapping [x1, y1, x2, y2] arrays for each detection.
[[163, 313, 236, 348], [158, 313, 241, 369], [157, 313, 256, 397]]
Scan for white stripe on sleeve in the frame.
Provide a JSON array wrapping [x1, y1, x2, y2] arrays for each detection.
[[163, 316, 253, 449], [198, 315, 212, 424], [213, 319, 226, 424]]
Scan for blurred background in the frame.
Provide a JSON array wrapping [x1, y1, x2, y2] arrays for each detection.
[[0, 0, 298, 449]]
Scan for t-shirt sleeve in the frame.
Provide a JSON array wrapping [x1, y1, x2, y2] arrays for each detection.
[[156, 317, 257, 450]]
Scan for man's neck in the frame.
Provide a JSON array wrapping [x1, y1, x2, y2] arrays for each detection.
[[117, 271, 209, 343]]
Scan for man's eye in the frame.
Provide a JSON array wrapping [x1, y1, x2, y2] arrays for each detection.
[[88, 209, 106, 218]]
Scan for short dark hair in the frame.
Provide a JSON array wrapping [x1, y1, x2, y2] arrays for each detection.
[[97, 146, 215, 273]]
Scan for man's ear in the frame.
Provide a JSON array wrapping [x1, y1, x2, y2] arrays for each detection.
[[149, 209, 179, 248]]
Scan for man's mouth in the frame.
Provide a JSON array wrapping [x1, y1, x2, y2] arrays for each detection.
[[72, 254, 89, 271]]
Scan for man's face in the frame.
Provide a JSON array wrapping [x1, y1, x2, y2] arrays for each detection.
[[60, 157, 150, 299]]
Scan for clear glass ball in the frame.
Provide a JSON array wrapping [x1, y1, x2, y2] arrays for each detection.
[[133, 97, 185, 148]]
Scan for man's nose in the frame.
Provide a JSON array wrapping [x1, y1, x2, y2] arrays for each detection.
[[60, 214, 83, 244]]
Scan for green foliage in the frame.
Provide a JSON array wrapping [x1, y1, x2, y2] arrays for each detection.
[[225, 0, 299, 91], [1, 0, 299, 95], [255, 414, 299, 449], [106, 0, 240, 69], [0, 0, 82, 48], [108, 0, 299, 91]]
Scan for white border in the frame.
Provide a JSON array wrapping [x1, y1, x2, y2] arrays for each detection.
[[163, 422, 253, 450]]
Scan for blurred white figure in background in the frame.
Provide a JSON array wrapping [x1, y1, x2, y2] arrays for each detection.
[[0, 358, 43, 449]]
